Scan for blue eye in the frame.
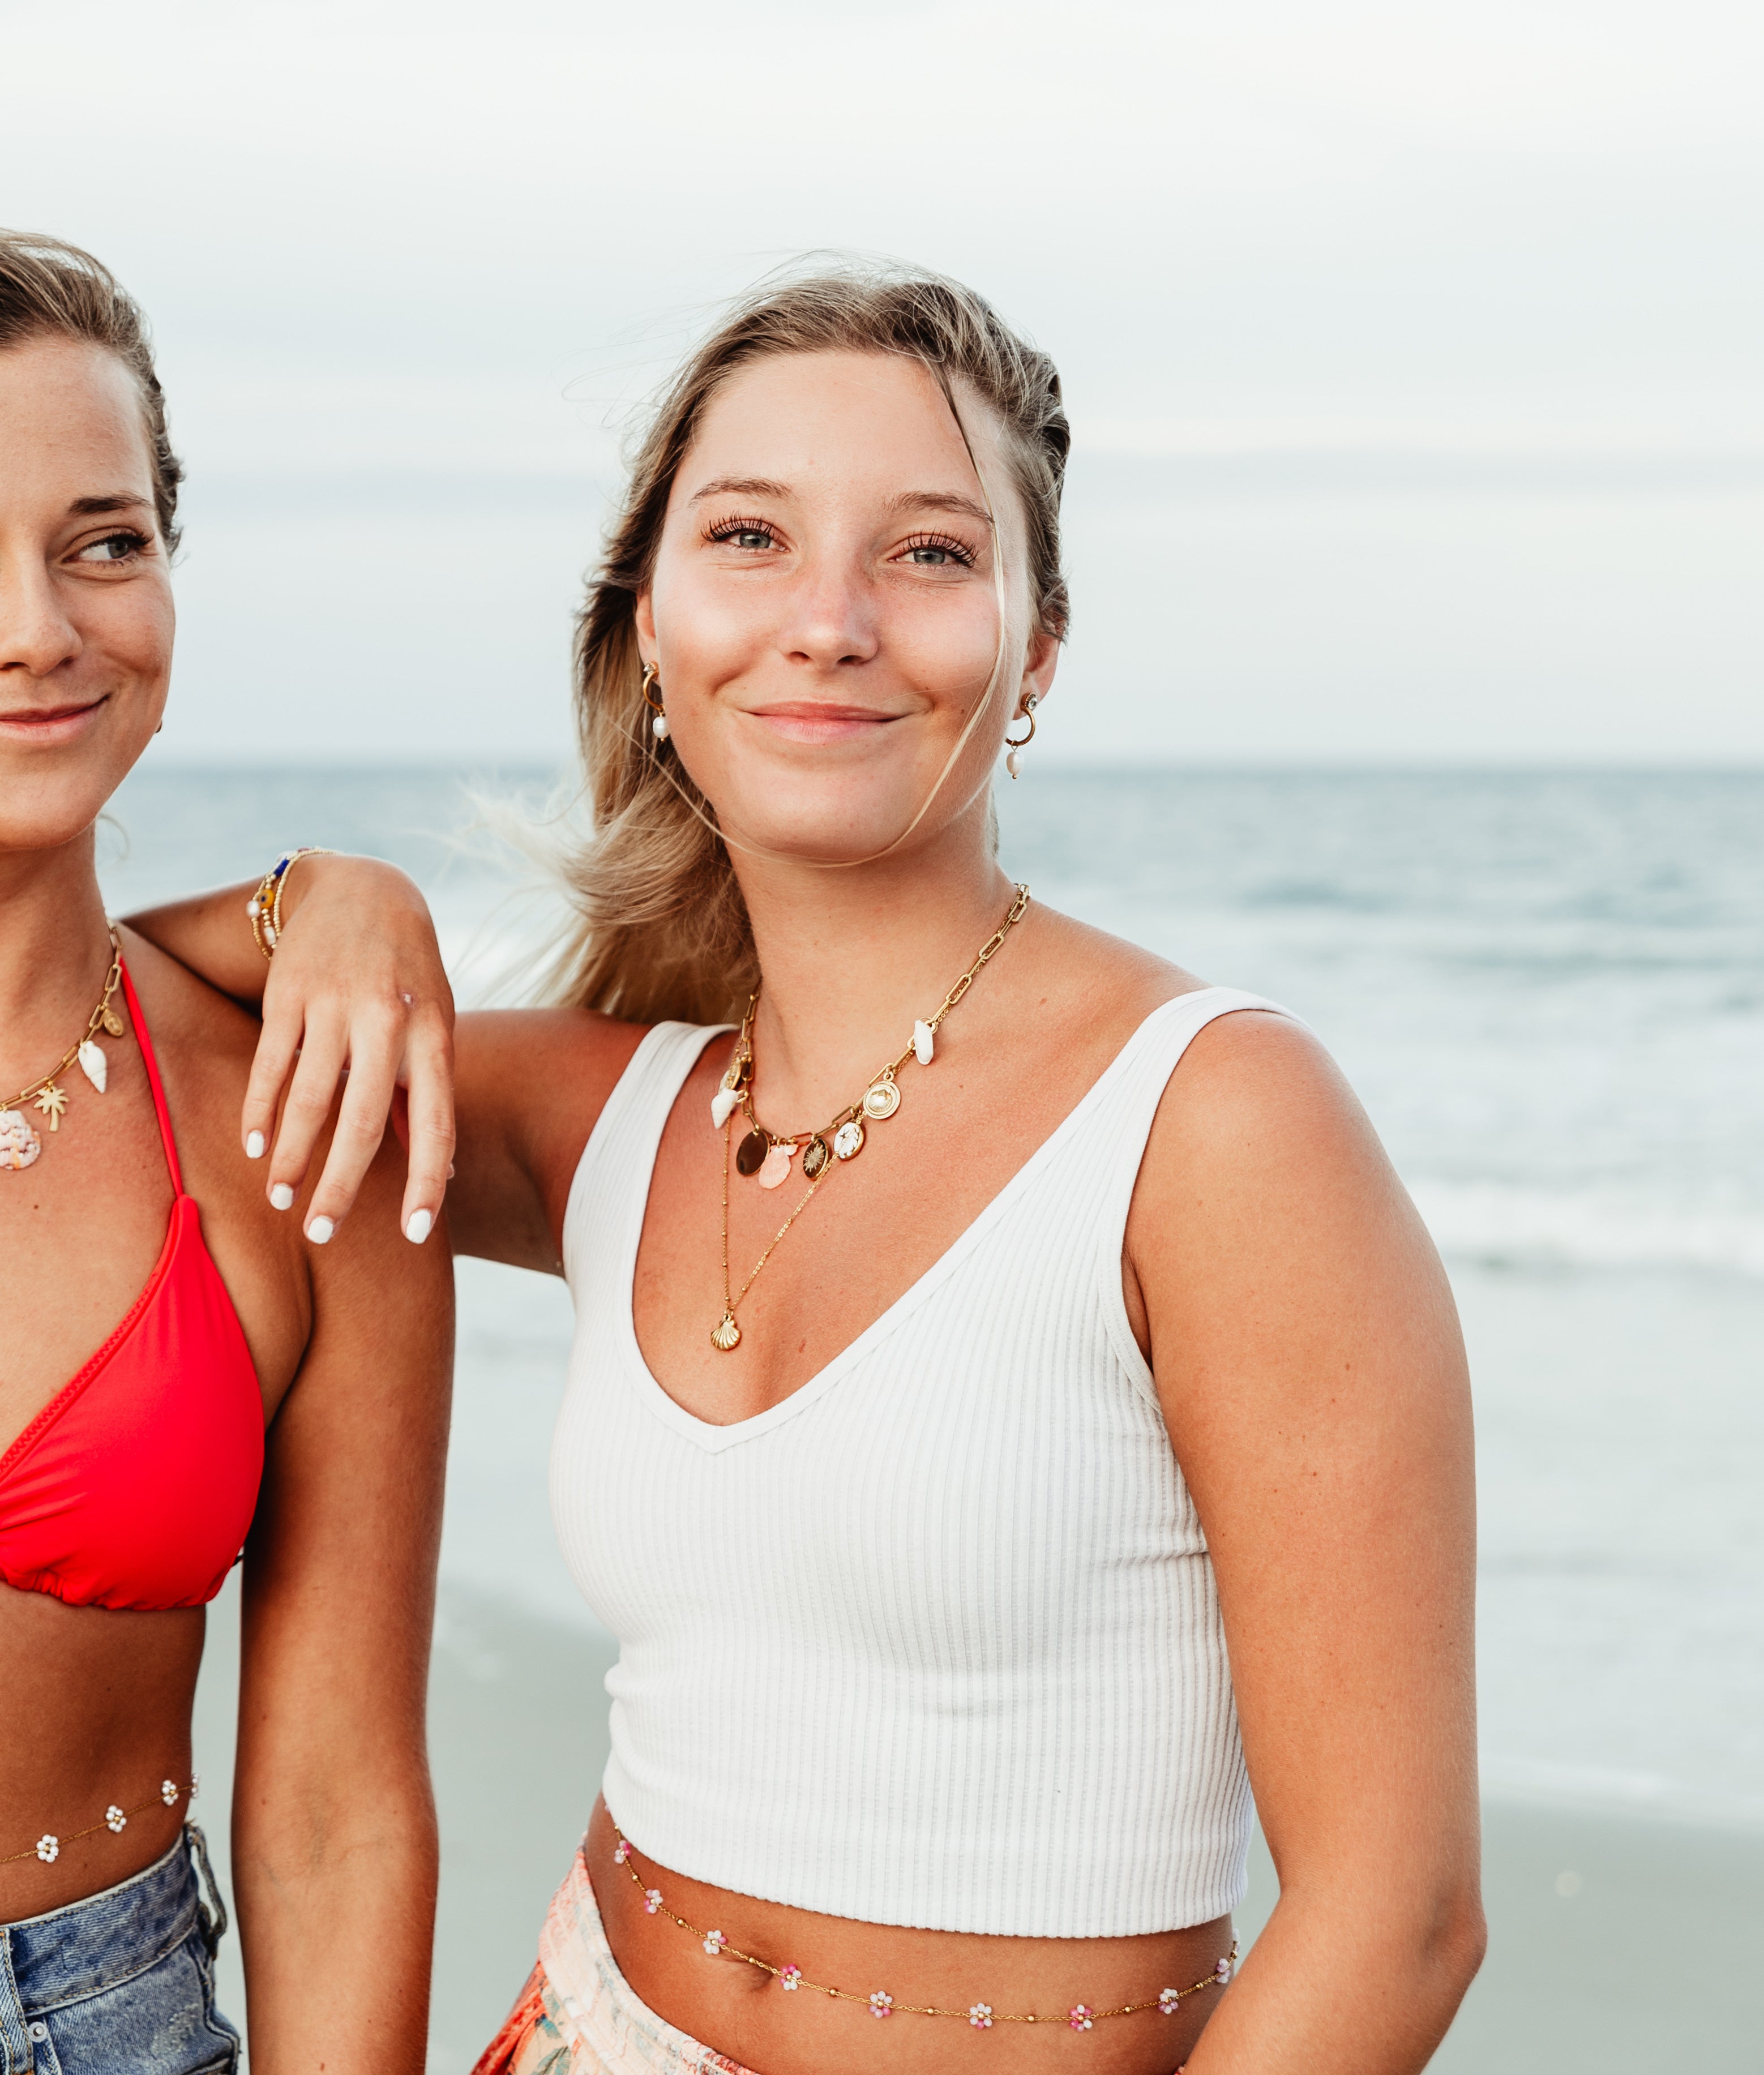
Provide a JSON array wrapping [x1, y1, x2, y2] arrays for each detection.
[[707, 517, 778, 552], [76, 530, 149, 563]]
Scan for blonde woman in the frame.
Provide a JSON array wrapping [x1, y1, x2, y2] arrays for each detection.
[[1, 231, 449, 2071], [147, 267, 1484, 2075]]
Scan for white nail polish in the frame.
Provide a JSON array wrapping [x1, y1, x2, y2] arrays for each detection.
[[269, 1183, 296, 1211], [405, 1208, 434, 1245], [307, 1216, 335, 1245], [246, 1131, 266, 1160]]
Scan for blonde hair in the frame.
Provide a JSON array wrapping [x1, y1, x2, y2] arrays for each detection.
[[543, 261, 1070, 1026], [0, 229, 183, 550]]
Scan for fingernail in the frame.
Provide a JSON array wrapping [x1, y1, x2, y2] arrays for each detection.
[[306, 1216, 335, 1245], [405, 1208, 434, 1245], [447, 1163, 456, 1179], [269, 1183, 296, 1211], [246, 1131, 266, 1160]]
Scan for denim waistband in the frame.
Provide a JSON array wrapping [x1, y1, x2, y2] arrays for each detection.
[[0, 1825, 226, 2016]]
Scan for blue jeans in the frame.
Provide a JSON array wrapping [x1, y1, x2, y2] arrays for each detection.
[[0, 1827, 238, 2074]]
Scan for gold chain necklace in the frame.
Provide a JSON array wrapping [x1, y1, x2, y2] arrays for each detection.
[[0, 928, 124, 1174], [709, 885, 1030, 1353]]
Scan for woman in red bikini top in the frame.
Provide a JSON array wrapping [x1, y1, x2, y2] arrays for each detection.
[[0, 231, 452, 2072]]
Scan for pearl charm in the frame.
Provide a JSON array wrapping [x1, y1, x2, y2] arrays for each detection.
[[652, 712, 670, 740], [1006, 747, 1022, 779]]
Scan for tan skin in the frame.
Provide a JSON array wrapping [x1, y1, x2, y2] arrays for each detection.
[[140, 348, 1484, 2072], [0, 336, 451, 2070]]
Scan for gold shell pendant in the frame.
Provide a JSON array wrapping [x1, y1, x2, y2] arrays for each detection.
[[710, 1313, 742, 1353], [862, 1077, 900, 1121]]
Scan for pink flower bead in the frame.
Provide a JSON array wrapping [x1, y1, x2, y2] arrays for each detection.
[[1159, 1987, 1182, 2016], [644, 1889, 662, 1914], [1215, 1956, 1232, 1983], [614, 1840, 632, 1864], [1068, 2004, 1094, 2031], [780, 1966, 802, 1991], [868, 1991, 893, 2018], [968, 2003, 994, 2029]]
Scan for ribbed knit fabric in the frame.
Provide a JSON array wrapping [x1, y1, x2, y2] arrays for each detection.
[[551, 988, 1286, 1939]]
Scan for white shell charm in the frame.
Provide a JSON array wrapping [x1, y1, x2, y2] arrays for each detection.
[[78, 1039, 108, 1094], [710, 1086, 741, 1130], [0, 1111, 41, 1172], [912, 1020, 935, 1067], [862, 1077, 900, 1121], [833, 1119, 865, 1161]]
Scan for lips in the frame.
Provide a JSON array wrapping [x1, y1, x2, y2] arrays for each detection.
[[743, 701, 906, 744], [0, 696, 110, 743]]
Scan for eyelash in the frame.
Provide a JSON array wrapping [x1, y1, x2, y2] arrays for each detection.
[[80, 529, 152, 563], [702, 517, 977, 569]]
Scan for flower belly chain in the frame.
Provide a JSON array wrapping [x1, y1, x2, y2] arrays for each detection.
[[709, 884, 1031, 1353], [611, 1827, 1235, 2036], [2, 1777, 197, 1869]]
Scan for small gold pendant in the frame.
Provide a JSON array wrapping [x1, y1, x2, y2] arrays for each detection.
[[710, 1314, 742, 1353], [101, 1008, 125, 1038], [862, 1077, 900, 1121], [801, 1134, 831, 1180], [735, 1129, 769, 1178]]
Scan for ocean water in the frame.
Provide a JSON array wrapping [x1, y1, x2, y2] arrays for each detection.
[[104, 762, 1764, 1831]]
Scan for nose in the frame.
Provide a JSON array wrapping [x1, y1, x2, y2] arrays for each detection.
[[0, 554, 83, 679], [779, 547, 880, 671]]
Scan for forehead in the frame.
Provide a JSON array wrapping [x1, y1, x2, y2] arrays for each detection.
[[0, 335, 152, 487], [677, 349, 1000, 508]]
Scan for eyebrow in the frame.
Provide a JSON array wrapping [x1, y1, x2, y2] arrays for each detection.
[[68, 494, 153, 518], [686, 477, 994, 529]]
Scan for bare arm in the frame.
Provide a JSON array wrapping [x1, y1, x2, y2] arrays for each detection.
[[232, 1133, 453, 2073], [127, 859, 455, 1241], [1128, 1013, 1483, 2074]]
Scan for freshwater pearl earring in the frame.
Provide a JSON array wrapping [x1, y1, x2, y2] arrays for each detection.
[[643, 661, 669, 741], [1004, 693, 1038, 778]]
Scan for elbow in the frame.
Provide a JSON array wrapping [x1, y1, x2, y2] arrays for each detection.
[[1423, 1876, 1488, 2012]]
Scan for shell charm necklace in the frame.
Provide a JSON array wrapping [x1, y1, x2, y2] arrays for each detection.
[[709, 884, 1030, 1353], [0, 928, 123, 1174]]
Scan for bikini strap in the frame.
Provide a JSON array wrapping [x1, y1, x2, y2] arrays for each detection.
[[117, 958, 184, 1196]]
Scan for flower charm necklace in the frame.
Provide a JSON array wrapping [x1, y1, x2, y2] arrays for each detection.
[[709, 885, 1030, 1353], [0, 928, 123, 1174]]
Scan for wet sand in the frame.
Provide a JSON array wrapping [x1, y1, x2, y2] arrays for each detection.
[[192, 1576, 1763, 2071]]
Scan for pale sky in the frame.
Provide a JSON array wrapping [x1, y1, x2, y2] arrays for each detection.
[[3, 0, 1760, 764]]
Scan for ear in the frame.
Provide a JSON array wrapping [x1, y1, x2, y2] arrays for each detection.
[[634, 591, 658, 659], [1017, 626, 1060, 713]]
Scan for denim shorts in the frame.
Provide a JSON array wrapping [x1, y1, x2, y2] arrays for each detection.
[[0, 1827, 238, 2074]]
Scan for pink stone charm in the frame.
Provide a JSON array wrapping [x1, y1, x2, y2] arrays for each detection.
[[968, 2003, 993, 2028], [1068, 2004, 1094, 2031], [644, 1889, 662, 1914], [780, 1966, 802, 1991], [757, 1141, 795, 1189], [868, 1991, 893, 2018]]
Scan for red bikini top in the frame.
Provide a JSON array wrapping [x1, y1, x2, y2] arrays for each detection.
[[0, 963, 265, 1611]]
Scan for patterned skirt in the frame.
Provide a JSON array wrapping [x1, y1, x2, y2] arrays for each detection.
[[472, 1847, 758, 2075]]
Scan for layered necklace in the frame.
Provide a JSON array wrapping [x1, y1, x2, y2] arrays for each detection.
[[708, 884, 1030, 1353], [0, 929, 123, 1174]]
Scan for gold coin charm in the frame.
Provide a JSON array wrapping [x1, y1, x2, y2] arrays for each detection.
[[102, 1008, 125, 1038], [735, 1129, 770, 1178], [801, 1135, 831, 1180], [862, 1077, 900, 1121], [710, 1313, 742, 1353]]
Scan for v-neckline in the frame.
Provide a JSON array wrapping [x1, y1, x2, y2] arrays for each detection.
[[615, 990, 1229, 1455]]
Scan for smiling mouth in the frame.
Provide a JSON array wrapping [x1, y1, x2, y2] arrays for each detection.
[[0, 696, 110, 736], [743, 701, 907, 743]]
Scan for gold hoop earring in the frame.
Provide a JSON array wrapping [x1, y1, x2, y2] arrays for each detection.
[[1004, 693, 1038, 779], [642, 661, 669, 741]]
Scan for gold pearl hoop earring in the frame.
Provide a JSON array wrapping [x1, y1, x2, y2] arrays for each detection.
[[642, 661, 669, 741], [1004, 693, 1038, 779]]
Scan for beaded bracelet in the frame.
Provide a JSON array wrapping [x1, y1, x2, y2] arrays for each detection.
[[246, 850, 334, 960]]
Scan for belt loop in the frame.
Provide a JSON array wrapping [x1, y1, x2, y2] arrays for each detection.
[[0, 1927, 30, 2074], [185, 1824, 229, 1956]]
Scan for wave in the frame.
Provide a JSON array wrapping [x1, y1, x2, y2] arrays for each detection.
[[1410, 1178, 1764, 1279]]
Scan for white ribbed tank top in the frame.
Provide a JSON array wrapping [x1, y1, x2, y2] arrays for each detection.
[[550, 988, 1286, 1939]]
